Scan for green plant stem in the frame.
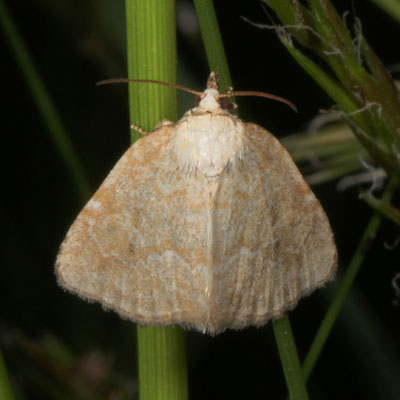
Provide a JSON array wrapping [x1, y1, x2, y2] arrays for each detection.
[[127, 0, 177, 138], [195, 1, 308, 397], [361, 191, 400, 226], [0, 347, 14, 400], [0, 0, 91, 202], [193, 0, 233, 92], [126, 1, 188, 399], [272, 314, 310, 400], [137, 327, 187, 400], [302, 174, 399, 380]]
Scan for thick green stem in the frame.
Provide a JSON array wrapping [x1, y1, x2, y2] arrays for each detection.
[[137, 327, 187, 400], [125, 1, 188, 399], [126, 0, 177, 138]]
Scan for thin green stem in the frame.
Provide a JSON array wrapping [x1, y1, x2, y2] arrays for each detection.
[[302, 174, 399, 380], [193, 0, 233, 92], [273, 314, 310, 400], [0, 347, 14, 400], [126, 1, 188, 399], [194, 1, 308, 397], [0, 0, 91, 202]]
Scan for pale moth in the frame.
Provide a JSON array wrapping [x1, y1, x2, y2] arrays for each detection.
[[56, 72, 337, 335]]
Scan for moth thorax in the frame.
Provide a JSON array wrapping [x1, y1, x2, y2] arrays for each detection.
[[196, 89, 221, 112], [174, 114, 245, 178]]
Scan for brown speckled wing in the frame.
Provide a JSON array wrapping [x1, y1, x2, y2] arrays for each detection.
[[207, 123, 337, 333], [56, 120, 337, 335], [56, 126, 212, 328]]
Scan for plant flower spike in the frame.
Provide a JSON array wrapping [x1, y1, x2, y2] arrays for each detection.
[[56, 72, 337, 335]]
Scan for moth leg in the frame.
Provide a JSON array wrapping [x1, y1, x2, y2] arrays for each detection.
[[131, 119, 175, 136], [130, 124, 151, 136]]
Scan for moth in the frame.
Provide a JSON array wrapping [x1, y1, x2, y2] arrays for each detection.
[[56, 72, 337, 335]]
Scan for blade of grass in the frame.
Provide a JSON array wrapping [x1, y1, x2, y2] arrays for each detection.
[[281, 122, 365, 163], [279, 36, 397, 174], [272, 314, 310, 400], [302, 173, 399, 380], [126, 1, 188, 399], [262, 0, 319, 51], [279, 36, 368, 131], [193, 0, 233, 92], [309, 0, 400, 152], [356, 27, 400, 132], [370, 0, 400, 24], [194, 1, 309, 397], [265, 0, 400, 171], [0, 347, 14, 400], [0, 0, 91, 202], [360, 191, 400, 226]]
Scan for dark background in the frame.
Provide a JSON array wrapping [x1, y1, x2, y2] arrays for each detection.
[[2, 0, 400, 399]]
